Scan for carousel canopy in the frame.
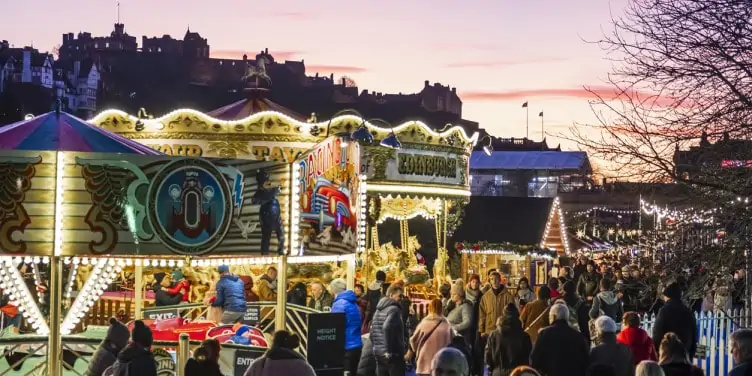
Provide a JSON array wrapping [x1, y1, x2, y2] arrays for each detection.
[[208, 96, 307, 121], [452, 196, 555, 246], [0, 111, 162, 154]]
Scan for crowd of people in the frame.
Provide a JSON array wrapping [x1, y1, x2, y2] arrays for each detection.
[[82, 256, 752, 376]]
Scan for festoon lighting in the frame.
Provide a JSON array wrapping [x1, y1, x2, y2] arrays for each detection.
[[0, 257, 49, 335], [358, 174, 368, 254], [540, 197, 571, 253], [290, 164, 301, 256]]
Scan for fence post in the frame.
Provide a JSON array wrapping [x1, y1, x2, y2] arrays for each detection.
[[177, 333, 190, 376]]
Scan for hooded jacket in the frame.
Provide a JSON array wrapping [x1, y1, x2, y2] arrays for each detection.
[[239, 276, 259, 303], [104, 344, 157, 376], [616, 327, 656, 365], [589, 291, 623, 323], [243, 347, 316, 376], [331, 290, 364, 350], [369, 297, 404, 357], [213, 274, 246, 313], [86, 319, 130, 376]]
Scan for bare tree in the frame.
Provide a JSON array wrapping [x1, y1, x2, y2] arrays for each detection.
[[569, 0, 752, 301]]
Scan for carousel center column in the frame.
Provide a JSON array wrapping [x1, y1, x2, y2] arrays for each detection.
[[48, 151, 65, 376]]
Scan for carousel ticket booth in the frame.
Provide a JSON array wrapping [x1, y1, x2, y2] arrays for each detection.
[[0, 109, 365, 375], [452, 196, 570, 291]]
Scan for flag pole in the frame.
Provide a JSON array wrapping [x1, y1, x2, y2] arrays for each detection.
[[540, 112, 544, 139], [526, 106, 529, 139]]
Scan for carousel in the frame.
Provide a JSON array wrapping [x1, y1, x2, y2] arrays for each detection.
[[88, 61, 479, 301], [0, 104, 365, 375]]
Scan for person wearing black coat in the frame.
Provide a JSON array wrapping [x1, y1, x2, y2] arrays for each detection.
[[184, 340, 223, 376], [104, 321, 157, 376], [485, 304, 532, 376], [530, 303, 589, 376], [652, 283, 698, 359], [287, 282, 308, 306], [153, 273, 183, 307], [561, 281, 592, 348], [86, 318, 130, 376]]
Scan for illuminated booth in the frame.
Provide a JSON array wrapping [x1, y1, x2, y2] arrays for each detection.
[[452, 196, 569, 289], [0, 109, 364, 375]]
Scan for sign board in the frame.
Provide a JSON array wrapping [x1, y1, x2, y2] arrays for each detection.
[[139, 139, 314, 162], [233, 348, 265, 376], [295, 138, 362, 256], [153, 348, 176, 376], [388, 150, 463, 185], [242, 305, 260, 326], [306, 312, 346, 376], [144, 308, 180, 321]]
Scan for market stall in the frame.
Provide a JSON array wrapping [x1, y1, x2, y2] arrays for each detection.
[[0, 108, 364, 375], [452, 196, 568, 288]]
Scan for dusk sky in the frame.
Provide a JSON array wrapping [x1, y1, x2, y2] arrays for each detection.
[[5, 0, 630, 151]]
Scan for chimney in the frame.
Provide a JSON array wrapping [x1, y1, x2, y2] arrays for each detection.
[[424, 80, 429, 87], [342, 77, 346, 86], [451, 87, 456, 93], [330, 73, 334, 81], [265, 48, 268, 54]]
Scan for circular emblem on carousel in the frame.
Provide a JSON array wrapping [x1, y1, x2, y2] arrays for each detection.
[[147, 158, 233, 255]]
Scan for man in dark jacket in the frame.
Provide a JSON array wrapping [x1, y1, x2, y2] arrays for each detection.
[[652, 282, 697, 359], [589, 278, 623, 325], [330, 278, 363, 376], [577, 262, 602, 302], [364, 270, 387, 332], [730, 329, 752, 376], [153, 272, 183, 306], [86, 317, 130, 376], [104, 320, 157, 376], [370, 284, 405, 376], [308, 282, 334, 311], [531, 303, 589, 376], [212, 265, 246, 324]]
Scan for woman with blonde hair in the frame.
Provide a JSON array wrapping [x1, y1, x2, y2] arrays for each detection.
[[509, 366, 541, 376], [658, 333, 704, 376], [636, 361, 665, 376], [407, 298, 452, 376]]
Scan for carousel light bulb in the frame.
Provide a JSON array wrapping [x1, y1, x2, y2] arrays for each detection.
[[32, 257, 39, 264], [177, 260, 184, 267], [81, 258, 89, 265], [13, 257, 22, 265], [143, 260, 150, 267], [168, 260, 175, 267], [159, 260, 166, 267]]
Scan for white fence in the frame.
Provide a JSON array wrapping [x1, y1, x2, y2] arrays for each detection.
[[641, 309, 752, 376]]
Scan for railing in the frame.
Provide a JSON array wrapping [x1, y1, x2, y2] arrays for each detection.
[[641, 309, 752, 376]]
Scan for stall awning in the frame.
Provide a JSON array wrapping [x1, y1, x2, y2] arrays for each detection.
[[0, 111, 162, 154], [452, 196, 554, 246]]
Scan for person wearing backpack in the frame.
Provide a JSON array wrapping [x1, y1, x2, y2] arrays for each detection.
[[103, 320, 157, 376], [589, 279, 624, 332]]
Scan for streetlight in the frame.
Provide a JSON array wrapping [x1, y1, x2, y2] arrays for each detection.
[[479, 135, 495, 156]]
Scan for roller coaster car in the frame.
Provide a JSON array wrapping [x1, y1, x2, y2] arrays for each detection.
[[301, 177, 355, 232], [128, 318, 217, 342], [207, 325, 268, 347]]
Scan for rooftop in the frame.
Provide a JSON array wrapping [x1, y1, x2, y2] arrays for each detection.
[[470, 151, 591, 172]]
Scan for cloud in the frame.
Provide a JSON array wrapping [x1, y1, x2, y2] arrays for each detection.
[[265, 11, 313, 19], [446, 57, 567, 68], [210, 50, 301, 61], [460, 86, 681, 107], [305, 65, 367, 74]]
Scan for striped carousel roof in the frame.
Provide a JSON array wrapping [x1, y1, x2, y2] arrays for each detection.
[[0, 111, 163, 154], [208, 95, 307, 121]]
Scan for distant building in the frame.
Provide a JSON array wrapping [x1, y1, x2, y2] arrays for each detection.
[[470, 137, 593, 197], [60, 23, 138, 59], [142, 28, 210, 58], [673, 131, 752, 180], [0, 43, 54, 89], [54, 59, 100, 117]]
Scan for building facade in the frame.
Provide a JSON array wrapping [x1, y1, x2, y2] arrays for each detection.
[[60, 23, 138, 59]]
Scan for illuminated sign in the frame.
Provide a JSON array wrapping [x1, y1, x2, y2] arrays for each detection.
[[141, 140, 311, 162], [398, 153, 457, 178]]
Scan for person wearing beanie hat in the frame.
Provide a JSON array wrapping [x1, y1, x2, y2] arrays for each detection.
[[486, 303, 531, 376], [651, 282, 697, 358], [212, 264, 247, 324], [153, 272, 183, 307], [330, 278, 363, 376], [590, 316, 635, 376], [446, 280, 473, 347], [86, 317, 130, 376], [104, 320, 157, 376]]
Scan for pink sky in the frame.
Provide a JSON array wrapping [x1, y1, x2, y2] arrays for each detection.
[[4, 0, 630, 150]]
